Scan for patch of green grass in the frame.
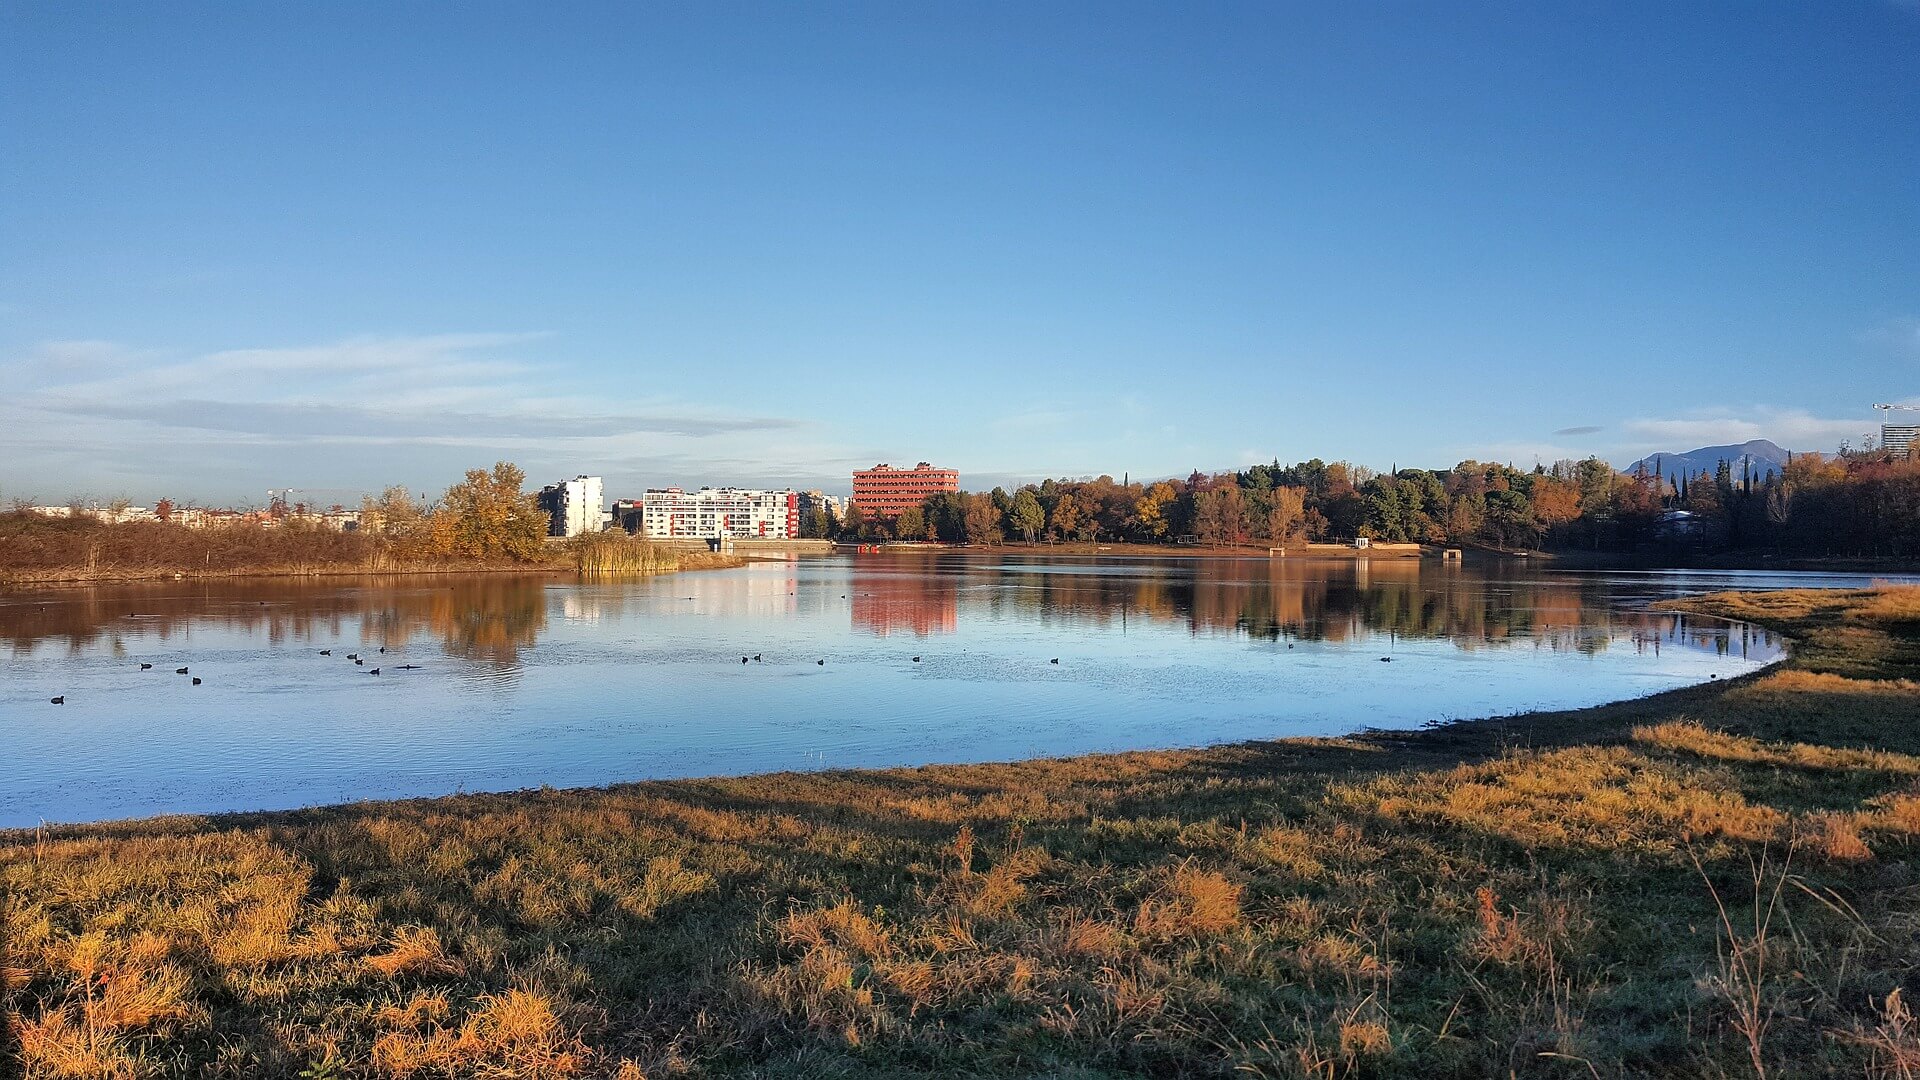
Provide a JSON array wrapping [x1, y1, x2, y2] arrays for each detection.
[[5, 589, 1920, 1077]]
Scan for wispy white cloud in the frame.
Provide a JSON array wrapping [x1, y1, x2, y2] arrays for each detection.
[[0, 333, 837, 504], [1620, 407, 1874, 454]]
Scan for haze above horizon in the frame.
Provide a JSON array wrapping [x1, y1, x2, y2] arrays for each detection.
[[2, 3, 1916, 504]]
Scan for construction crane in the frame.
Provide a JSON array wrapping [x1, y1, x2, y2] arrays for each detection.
[[265, 488, 367, 513], [1875, 404, 1920, 458]]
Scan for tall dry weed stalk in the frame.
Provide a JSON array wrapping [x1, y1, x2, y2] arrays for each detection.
[[1692, 844, 1795, 1079]]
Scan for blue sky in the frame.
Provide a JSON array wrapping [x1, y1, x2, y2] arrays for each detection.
[[2, 2, 1915, 505]]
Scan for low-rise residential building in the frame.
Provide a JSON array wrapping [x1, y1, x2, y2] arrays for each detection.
[[26, 504, 159, 524], [169, 507, 268, 528], [612, 498, 645, 533], [798, 489, 847, 520], [635, 487, 798, 539]]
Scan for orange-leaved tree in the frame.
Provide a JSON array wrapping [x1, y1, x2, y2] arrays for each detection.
[[438, 462, 548, 562]]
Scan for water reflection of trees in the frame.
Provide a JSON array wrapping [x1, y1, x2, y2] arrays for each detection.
[[2, 561, 1780, 663], [859, 556, 1776, 656], [2, 576, 550, 664]]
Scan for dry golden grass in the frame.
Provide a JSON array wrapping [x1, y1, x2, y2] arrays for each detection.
[[1857, 584, 1920, 626], [1867, 791, 1920, 837], [370, 987, 588, 1077], [1635, 719, 1920, 775], [1359, 744, 1789, 852], [365, 927, 465, 980], [1133, 864, 1244, 939], [6, 585, 1920, 1077], [17, 1007, 145, 1079]]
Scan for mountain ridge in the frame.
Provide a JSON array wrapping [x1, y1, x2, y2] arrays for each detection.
[[1623, 439, 1794, 480]]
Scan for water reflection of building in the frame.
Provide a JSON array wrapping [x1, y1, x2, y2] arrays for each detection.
[[850, 567, 959, 637], [677, 568, 800, 618]]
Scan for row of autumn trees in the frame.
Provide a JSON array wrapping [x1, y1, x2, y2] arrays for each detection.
[[357, 462, 554, 562], [816, 450, 1920, 557]]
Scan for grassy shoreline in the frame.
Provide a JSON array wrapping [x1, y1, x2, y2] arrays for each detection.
[[6, 589, 1920, 1077], [0, 547, 748, 589]]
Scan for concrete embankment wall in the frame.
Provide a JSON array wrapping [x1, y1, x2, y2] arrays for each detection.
[[651, 538, 838, 556], [1279, 543, 1425, 558]]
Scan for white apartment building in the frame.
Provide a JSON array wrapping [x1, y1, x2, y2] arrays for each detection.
[[27, 504, 159, 524], [538, 475, 607, 537], [638, 487, 798, 539]]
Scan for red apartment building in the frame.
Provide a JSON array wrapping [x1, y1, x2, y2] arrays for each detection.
[[851, 462, 960, 517]]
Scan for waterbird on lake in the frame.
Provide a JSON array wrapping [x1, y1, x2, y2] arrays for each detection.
[[319, 650, 331, 656], [368, 668, 380, 675], [191, 677, 201, 685], [754, 654, 762, 662], [379, 647, 386, 653], [741, 656, 749, 664], [1050, 658, 1060, 664], [50, 696, 63, 704], [355, 658, 364, 665], [912, 656, 921, 662], [139, 662, 152, 669], [397, 664, 420, 670], [817, 659, 825, 666], [1379, 657, 1394, 662], [346, 653, 359, 660], [175, 667, 189, 675]]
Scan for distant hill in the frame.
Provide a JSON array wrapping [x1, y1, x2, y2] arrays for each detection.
[[1624, 439, 1793, 480]]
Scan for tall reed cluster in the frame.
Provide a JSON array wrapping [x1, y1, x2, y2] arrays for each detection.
[[565, 532, 680, 574]]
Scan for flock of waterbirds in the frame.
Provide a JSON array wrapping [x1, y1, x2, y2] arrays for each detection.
[[45, 641, 1406, 703], [735, 653, 1060, 666], [46, 642, 419, 704], [38, 583, 1407, 705], [48, 645, 1071, 703]]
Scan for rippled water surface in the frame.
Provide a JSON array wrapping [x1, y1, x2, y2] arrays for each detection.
[[1, 554, 1856, 827]]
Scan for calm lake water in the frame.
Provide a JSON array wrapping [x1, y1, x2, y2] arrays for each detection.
[[7, 553, 1888, 828]]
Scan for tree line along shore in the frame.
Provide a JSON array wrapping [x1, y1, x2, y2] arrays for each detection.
[[4, 586, 1918, 1077], [822, 452, 1920, 559], [13, 449, 1920, 586]]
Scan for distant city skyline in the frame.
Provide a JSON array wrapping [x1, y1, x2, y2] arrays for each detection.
[[2, 3, 1915, 504]]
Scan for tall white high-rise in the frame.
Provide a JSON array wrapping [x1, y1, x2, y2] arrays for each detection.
[[537, 475, 606, 537]]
